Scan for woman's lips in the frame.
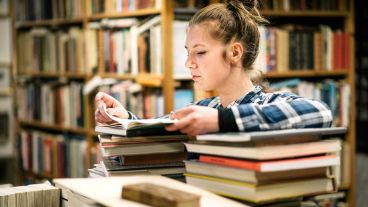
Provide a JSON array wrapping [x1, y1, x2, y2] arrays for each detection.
[[192, 75, 200, 81]]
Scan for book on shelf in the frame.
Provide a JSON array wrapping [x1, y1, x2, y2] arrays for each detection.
[[185, 173, 334, 204], [254, 25, 351, 72], [86, 0, 162, 16], [0, 0, 9, 16], [0, 18, 11, 64], [53, 175, 249, 207], [20, 130, 88, 178], [173, 20, 191, 79], [260, 0, 343, 11], [184, 160, 329, 185]]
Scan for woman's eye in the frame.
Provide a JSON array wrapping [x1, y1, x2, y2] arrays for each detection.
[[197, 51, 206, 55]]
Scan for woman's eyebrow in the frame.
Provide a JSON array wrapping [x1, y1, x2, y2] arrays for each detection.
[[185, 44, 206, 50]]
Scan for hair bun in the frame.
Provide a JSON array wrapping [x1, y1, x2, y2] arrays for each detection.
[[227, 0, 258, 11], [241, 0, 257, 9]]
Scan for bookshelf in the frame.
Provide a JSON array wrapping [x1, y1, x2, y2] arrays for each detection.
[[0, 0, 17, 185], [260, 0, 356, 206], [10, 0, 356, 206]]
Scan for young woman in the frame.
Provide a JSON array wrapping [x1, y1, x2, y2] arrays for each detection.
[[95, 0, 332, 136]]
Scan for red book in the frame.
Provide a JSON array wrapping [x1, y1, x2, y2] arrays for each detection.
[[342, 32, 351, 70], [43, 137, 53, 177], [199, 154, 339, 172]]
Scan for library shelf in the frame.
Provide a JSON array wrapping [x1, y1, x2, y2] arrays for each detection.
[[0, 88, 12, 96], [22, 170, 54, 180], [100, 73, 135, 80], [15, 73, 88, 79], [265, 71, 349, 79], [261, 11, 349, 18], [135, 74, 163, 87], [15, 18, 84, 29], [0, 62, 11, 67], [18, 120, 88, 135], [87, 8, 162, 21]]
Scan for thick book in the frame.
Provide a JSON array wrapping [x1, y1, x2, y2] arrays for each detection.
[[100, 141, 185, 157], [98, 134, 189, 147], [184, 160, 327, 185], [199, 154, 340, 172], [103, 152, 187, 166], [195, 127, 346, 143], [185, 173, 333, 203], [184, 139, 341, 160]]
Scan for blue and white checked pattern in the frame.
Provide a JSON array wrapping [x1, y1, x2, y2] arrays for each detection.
[[196, 86, 333, 131]]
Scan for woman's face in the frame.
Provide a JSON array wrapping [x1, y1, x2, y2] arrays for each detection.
[[185, 24, 232, 91]]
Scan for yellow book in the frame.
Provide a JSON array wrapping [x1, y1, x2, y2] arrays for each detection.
[[185, 173, 334, 203]]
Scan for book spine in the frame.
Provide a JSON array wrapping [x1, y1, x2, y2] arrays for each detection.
[[199, 155, 261, 171]]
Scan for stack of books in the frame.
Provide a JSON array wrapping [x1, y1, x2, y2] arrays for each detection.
[[90, 112, 189, 180], [184, 127, 346, 204], [0, 182, 60, 207]]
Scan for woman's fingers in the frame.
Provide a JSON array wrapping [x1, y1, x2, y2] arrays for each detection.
[[165, 114, 192, 131], [95, 108, 112, 123]]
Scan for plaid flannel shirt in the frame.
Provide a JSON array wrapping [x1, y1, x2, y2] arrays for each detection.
[[196, 86, 333, 131]]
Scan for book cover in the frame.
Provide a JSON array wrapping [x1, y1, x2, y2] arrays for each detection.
[[184, 160, 327, 185], [185, 139, 341, 160], [195, 127, 346, 143], [199, 154, 340, 172], [185, 173, 333, 203]]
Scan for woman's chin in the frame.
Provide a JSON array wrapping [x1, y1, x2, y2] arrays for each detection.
[[193, 82, 211, 92]]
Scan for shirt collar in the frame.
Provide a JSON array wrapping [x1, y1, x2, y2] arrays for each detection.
[[208, 86, 263, 109]]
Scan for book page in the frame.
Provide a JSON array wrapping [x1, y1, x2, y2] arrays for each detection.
[[102, 104, 176, 129]]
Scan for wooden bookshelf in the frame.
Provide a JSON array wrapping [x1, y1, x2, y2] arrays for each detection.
[[265, 70, 349, 78], [0, 88, 12, 96], [0, 62, 11, 67], [135, 74, 163, 87], [18, 120, 88, 134], [10, 0, 357, 206], [261, 10, 349, 17], [15, 18, 84, 28], [16, 73, 88, 79], [100, 73, 135, 80], [87, 8, 162, 20]]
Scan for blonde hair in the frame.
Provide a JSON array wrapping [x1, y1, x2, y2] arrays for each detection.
[[188, 0, 268, 87]]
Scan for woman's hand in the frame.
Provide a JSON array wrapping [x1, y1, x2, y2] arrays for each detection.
[[165, 105, 219, 136], [94, 92, 129, 124]]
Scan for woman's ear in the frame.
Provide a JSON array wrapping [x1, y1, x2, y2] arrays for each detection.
[[228, 42, 244, 64]]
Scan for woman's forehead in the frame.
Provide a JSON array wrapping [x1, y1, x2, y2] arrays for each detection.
[[186, 25, 219, 48]]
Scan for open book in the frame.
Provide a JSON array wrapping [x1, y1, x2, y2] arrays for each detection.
[[95, 105, 181, 137]]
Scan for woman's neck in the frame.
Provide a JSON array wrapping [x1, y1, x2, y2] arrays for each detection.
[[218, 70, 255, 107]]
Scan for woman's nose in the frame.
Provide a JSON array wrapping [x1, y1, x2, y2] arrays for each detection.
[[185, 55, 196, 70]]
